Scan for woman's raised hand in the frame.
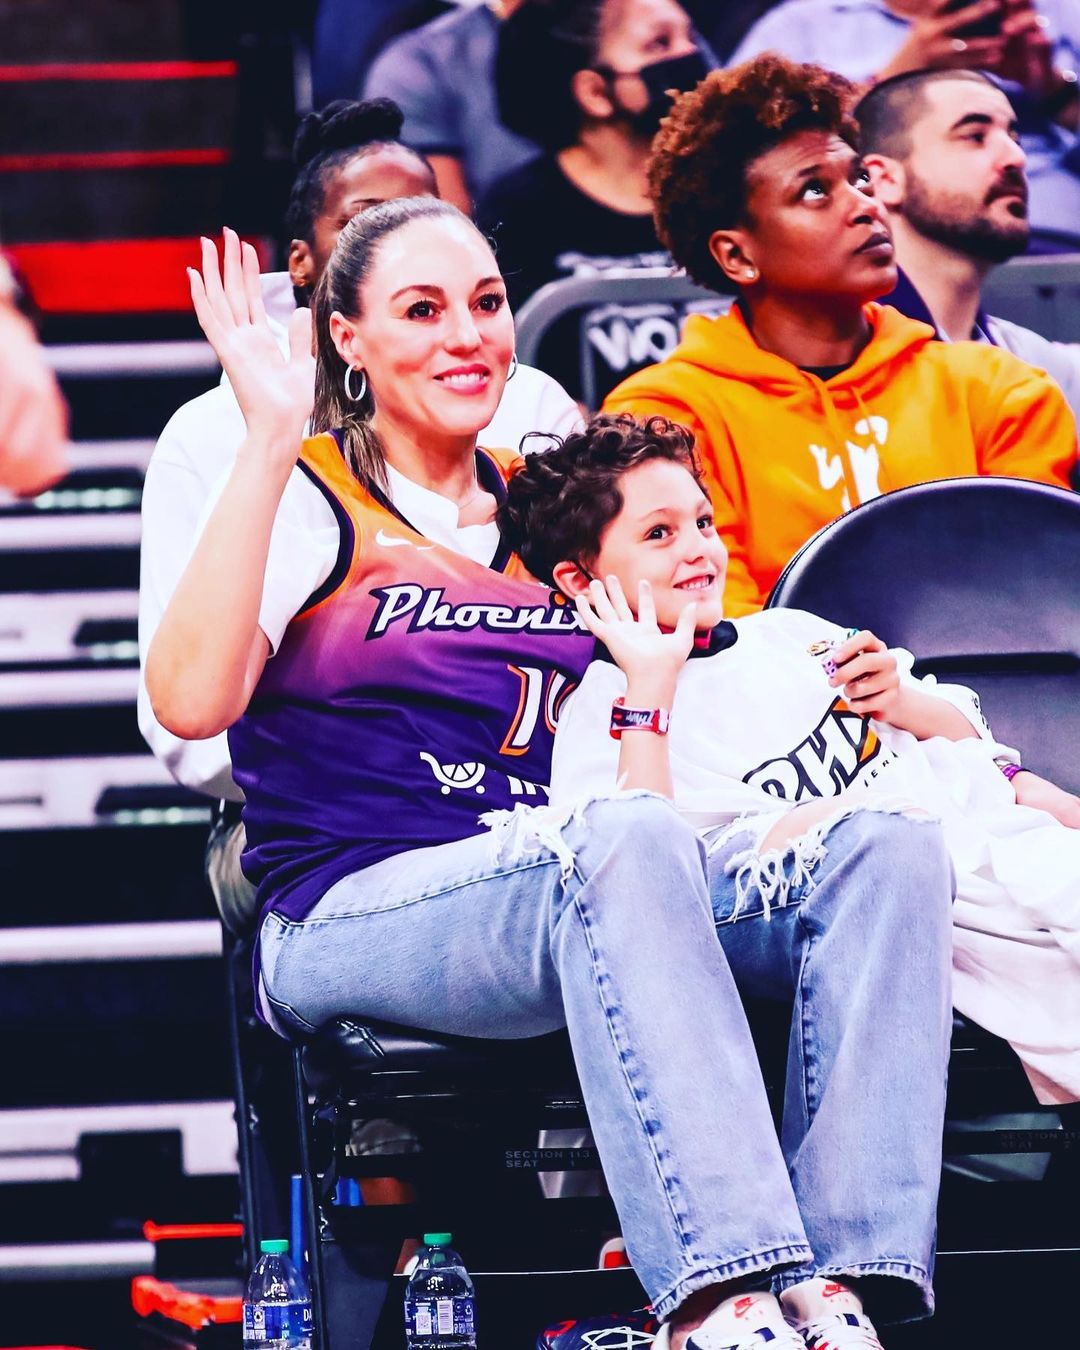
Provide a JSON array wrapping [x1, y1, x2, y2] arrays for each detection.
[[188, 228, 315, 453], [574, 575, 696, 695]]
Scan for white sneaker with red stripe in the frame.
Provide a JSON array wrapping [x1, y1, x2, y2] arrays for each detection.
[[651, 1293, 806, 1350], [797, 1311, 884, 1350], [653, 1318, 805, 1350], [690, 1327, 806, 1350]]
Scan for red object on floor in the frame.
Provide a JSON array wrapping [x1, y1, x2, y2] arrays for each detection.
[[132, 1275, 242, 1330], [7, 236, 270, 314]]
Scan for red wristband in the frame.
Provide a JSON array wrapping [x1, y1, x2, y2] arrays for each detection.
[[610, 697, 671, 739]]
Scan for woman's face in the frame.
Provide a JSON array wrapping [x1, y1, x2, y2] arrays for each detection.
[[714, 129, 898, 306], [593, 0, 697, 121], [291, 145, 436, 290], [337, 215, 515, 449]]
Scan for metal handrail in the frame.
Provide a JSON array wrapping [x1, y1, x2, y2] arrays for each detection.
[[0, 666, 138, 707], [46, 340, 219, 379], [0, 513, 141, 549], [67, 439, 157, 472], [513, 269, 713, 368], [0, 920, 222, 964], [0, 1239, 153, 1281]]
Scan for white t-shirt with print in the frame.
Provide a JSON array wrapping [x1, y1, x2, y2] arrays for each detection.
[[551, 608, 1080, 1105]]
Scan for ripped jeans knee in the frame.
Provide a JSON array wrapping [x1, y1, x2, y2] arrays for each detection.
[[482, 789, 702, 884], [707, 797, 940, 925]]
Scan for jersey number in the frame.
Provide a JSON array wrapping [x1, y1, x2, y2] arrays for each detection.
[[500, 665, 575, 756]]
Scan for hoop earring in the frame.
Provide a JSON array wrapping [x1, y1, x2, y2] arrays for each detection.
[[506, 352, 518, 381], [344, 366, 367, 402]]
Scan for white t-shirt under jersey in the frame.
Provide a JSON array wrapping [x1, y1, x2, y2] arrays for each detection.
[[137, 273, 582, 801]]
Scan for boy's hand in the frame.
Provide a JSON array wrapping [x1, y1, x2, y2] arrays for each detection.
[[828, 629, 903, 720], [1012, 770, 1080, 829], [574, 575, 696, 702]]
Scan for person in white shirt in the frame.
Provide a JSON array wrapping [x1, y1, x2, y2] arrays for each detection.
[[498, 410, 1080, 1341], [138, 98, 581, 928]]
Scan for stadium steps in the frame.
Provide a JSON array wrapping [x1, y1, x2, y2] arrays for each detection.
[[0, 0, 313, 1291]]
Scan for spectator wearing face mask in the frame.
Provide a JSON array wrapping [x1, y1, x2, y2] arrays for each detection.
[[479, 0, 715, 407], [857, 67, 1080, 422]]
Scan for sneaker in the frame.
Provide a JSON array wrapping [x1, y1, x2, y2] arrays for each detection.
[[798, 1312, 884, 1349], [598, 1236, 633, 1269], [688, 1326, 805, 1350], [683, 1295, 807, 1350], [654, 1320, 806, 1350]]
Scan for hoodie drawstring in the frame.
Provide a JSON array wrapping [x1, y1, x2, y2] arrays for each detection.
[[809, 376, 885, 511]]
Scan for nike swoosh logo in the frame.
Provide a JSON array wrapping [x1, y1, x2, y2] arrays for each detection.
[[375, 529, 435, 550]]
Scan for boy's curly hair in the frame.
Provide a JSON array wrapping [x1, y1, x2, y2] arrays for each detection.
[[499, 414, 705, 588], [649, 54, 860, 293]]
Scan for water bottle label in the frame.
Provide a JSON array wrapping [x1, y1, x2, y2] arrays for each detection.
[[243, 1300, 312, 1342], [405, 1295, 475, 1341]]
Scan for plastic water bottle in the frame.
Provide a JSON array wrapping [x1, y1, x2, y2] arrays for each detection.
[[404, 1232, 477, 1348], [243, 1239, 313, 1349]]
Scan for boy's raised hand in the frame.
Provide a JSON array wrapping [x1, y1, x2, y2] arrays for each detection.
[[188, 228, 315, 456], [574, 575, 696, 693]]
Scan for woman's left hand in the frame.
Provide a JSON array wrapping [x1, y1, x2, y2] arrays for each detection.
[[827, 629, 903, 720], [1012, 770, 1080, 828]]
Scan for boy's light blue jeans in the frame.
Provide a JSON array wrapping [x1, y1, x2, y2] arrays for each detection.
[[259, 796, 954, 1324]]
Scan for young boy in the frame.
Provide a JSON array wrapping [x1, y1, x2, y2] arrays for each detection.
[[499, 418, 1080, 1338]]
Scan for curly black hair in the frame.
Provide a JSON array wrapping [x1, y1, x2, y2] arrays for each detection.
[[283, 98, 434, 244], [649, 54, 859, 292], [499, 413, 704, 587]]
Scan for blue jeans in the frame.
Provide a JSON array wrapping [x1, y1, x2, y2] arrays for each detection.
[[259, 797, 953, 1322]]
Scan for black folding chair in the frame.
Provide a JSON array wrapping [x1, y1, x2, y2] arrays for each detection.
[[227, 481, 1080, 1348], [767, 475, 1080, 790], [767, 475, 1080, 1213]]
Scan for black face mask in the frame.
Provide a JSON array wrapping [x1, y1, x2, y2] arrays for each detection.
[[604, 47, 711, 139]]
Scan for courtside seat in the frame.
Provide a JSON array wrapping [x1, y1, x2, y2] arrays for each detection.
[[250, 953, 1077, 1350], [301, 1020, 575, 1099], [766, 475, 1080, 790]]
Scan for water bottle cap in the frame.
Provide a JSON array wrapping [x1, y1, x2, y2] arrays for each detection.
[[260, 1239, 290, 1254], [423, 1232, 452, 1246]]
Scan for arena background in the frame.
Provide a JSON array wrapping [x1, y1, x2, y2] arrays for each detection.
[[1, 1, 1077, 1346]]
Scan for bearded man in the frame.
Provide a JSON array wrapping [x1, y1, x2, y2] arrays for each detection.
[[858, 66, 1080, 420]]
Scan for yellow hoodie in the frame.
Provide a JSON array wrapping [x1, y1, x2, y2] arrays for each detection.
[[603, 303, 1077, 617]]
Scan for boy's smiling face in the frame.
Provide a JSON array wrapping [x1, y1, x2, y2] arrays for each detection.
[[575, 457, 727, 630]]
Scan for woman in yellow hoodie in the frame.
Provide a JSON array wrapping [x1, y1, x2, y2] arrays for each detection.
[[603, 54, 1077, 618]]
